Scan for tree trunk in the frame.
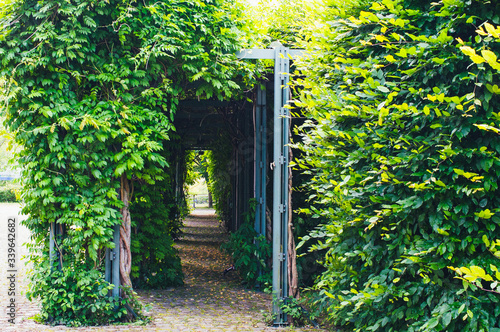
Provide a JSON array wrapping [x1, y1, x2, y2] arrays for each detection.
[[266, 206, 273, 267], [208, 191, 213, 208], [119, 174, 133, 290]]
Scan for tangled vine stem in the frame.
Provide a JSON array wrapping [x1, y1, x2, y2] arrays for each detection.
[[120, 173, 133, 290], [288, 143, 299, 300]]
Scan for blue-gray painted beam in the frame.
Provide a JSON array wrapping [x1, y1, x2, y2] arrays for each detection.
[[272, 45, 283, 323], [254, 84, 267, 237], [281, 51, 290, 320], [236, 49, 304, 60], [261, 88, 267, 237], [112, 223, 120, 298], [105, 247, 111, 284], [272, 44, 291, 326], [236, 49, 275, 59], [105, 223, 121, 299], [49, 222, 55, 270], [255, 87, 262, 233]]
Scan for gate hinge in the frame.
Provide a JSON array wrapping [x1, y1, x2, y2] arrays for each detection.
[[278, 204, 285, 213]]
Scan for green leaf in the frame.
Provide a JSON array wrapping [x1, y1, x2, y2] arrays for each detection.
[[475, 209, 494, 219]]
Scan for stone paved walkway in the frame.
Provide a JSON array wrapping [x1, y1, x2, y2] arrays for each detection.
[[0, 205, 325, 331]]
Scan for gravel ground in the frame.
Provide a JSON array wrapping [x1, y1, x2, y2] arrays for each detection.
[[0, 204, 325, 331]]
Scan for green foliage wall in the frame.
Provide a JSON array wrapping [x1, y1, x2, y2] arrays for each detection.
[[0, 0, 254, 325], [0, 180, 19, 202], [130, 180, 184, 289], [204, 132, 234, 226], [296, 0, 500, 331], [130, 146, 186, 289]]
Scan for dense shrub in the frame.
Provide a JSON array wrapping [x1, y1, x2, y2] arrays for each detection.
[[27, 255, 127, 327], [0, 180, 19, 202], [221, 200, 272, 287], [130, 144, 189, 289], [296, 0, 500, 331], [204, 132, 233, 226]]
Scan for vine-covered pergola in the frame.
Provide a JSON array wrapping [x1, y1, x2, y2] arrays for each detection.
[[79, 43, 303, 326], [0, 0, 307, 326]]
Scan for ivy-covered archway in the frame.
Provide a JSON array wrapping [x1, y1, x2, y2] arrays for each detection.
[[0, 0, 258, 325], [0, 0, 307, 327]]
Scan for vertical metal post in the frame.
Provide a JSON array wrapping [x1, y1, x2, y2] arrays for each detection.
[[236, 45, 301, 326], [261, 87, 267, 236], [232, 145, 239, 231], [244, 103, 252, 218], [281, 48, 290, 310], [243, 109, 251, 218], [272, 44, 290, 326], [49, 222, 55, 269], [175, 158, 180, 202], [255, 90, 261, 232], [254, 84, 267, 236], [104, 223, 120, 299], [49, 222, 63, 271], [112, 223, 120, 298], [105, 247, 111, 283]]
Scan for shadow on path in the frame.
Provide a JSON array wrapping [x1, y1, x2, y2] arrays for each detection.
[[0, 205, 322, 331], [138, 208, 274, 331]]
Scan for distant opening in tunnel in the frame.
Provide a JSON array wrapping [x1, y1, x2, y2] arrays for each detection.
[[186, 150, 213, 209]]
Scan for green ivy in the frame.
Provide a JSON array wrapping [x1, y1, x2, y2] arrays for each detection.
[[0, 180, 19, 202], [130, 144, 187, 289], [130, 179, 184, 289], [27, 254, 126, 327], [0, 0, 257, 325], [221, 199, 272, 288], [204, 132, 233, 226], [296, 0, 500, 331]]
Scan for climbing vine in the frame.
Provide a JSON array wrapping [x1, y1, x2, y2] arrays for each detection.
[[204, 132, 234, 226], [0, 0, 256, 325]]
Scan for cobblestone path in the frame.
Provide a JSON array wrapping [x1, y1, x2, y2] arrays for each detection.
[[0, 205, 324, 331]]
